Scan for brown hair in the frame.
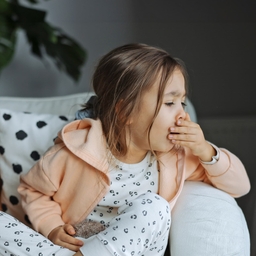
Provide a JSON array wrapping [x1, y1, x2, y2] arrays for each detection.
[[88, 43, 188, 157]]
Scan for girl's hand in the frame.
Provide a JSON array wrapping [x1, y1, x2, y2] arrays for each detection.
[[168, 113, 216, 162], [48, 224, 84, 252]]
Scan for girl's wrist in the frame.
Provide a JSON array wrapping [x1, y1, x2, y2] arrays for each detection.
[[199, 142, 220, 165]]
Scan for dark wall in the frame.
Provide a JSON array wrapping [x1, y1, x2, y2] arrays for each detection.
[[1, 0, 255, 120], [130, 1, 256, 119]]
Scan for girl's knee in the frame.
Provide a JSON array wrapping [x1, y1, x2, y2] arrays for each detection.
[[120, 192, 170, 212], [102, 193, 171, 255], [141, 192, 171, 217], [118, 192, 171, 227]]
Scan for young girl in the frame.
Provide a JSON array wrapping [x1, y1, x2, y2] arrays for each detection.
[[0, 43, 250, 256]]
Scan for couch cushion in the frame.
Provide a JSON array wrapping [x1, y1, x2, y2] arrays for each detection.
[[0, 108, 73, 226], [0, 93, 93, 115]]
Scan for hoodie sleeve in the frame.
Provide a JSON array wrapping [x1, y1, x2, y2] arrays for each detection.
[[18, 143, 66, 238], [186, 146, 251, 198]]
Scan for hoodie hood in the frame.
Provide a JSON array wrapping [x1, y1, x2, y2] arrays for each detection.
[[57, 118, 109, 174]]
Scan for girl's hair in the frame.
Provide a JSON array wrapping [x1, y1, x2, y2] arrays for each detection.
[[85, 43, 188, 157]]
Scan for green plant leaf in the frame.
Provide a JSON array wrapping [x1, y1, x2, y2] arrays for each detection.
[[0, 16, 17, 70], [23, 0, 50, 4], [0, 0, 11, 14], [24, 22, 86, 82], [12, 3, 46, 23], [0, 0, 86, 82]]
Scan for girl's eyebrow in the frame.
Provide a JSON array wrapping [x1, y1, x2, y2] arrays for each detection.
[[164, 90, 187, 97]]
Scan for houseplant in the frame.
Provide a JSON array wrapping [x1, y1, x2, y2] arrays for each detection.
[[0, 0, 86, 82]]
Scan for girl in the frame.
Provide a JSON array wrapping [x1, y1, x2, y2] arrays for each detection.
[[1, 43, 250, 256]]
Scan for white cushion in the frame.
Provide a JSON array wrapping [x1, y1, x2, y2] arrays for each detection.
[[0, 108, 74, 225], [0, 92, 94, 115], [0, 93, 94, 226]]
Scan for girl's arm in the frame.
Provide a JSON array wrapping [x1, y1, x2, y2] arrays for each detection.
[[18, 153, 84, 251], [18, 156, 65, 237], [169, 113, 250, 197], [185, 147, 250, 197]]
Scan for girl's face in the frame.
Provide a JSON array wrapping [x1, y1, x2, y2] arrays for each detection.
[[126, 69, 186, 163]]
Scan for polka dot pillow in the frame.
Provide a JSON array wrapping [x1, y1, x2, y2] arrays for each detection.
[[0, 108, 73, 227]]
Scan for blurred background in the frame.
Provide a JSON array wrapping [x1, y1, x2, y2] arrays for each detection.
[[0, 0, 255, 120]]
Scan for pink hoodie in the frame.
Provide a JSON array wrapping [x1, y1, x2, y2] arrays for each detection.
[[18, 118, 250, 238]]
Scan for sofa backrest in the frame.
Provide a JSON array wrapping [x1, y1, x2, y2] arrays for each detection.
[[0, 92, 94, 115]]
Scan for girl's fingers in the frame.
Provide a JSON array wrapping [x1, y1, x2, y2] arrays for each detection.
[[169, 133, 196, 142], [64, 224, 76, 236], [170, 125, 198, 136], [59, 235, 84, 251]]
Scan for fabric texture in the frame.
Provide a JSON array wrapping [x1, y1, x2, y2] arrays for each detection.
[[0, 192, 170, 256], [0, 108, 72, 226], [170, 181, 250, 256], [0, 211, 74, 256], [80, 192, 171, 256]]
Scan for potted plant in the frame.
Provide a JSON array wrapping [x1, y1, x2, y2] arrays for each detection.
[[0, 0, 86, 82]]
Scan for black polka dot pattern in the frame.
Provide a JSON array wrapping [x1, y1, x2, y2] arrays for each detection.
[[0, 146, 5, 155], [3, 113, 11, 121], [9, 196, 19, 205], [0, 109, 71, 225], [15, 130, 28, 140], [12, 164, 22, 174], [30, 151, 40, 161], [59, 116, 68, 121], [36, 121, 47, 128]]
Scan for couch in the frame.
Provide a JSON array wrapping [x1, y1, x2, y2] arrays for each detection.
[[199, 115, 256, 256], [0, 92, 254, 255]]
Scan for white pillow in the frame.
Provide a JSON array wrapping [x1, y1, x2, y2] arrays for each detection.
[[0, 108, 73, 227]]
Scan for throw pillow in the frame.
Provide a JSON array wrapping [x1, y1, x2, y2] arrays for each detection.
[[0, 108, 73, 227]]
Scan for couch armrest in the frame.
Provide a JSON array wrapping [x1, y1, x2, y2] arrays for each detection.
[[199, 115, 256, 256]]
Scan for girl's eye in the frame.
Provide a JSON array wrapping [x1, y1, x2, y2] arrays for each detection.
[[182, 102, 187, 109], [165, 102, 174, 107], [165, 102, 187, 108]]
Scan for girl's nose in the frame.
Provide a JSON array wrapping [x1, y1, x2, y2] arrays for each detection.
[[176, 107, 186, 121]]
